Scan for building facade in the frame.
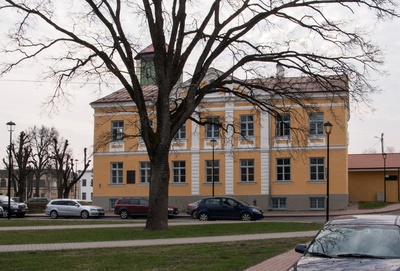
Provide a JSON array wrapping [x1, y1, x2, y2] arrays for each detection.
[[91, 62, 349, 212], [349, 153, 400, 203], [77, 170, 93, 201]]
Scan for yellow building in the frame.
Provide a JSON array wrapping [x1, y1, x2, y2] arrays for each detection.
[[349, 153, 400, 203], [90, 45, 349, 212]]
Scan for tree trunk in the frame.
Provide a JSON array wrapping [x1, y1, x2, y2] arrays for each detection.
[[145, 148, 170, 231]]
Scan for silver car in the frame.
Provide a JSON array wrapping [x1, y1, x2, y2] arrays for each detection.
[[45, 199, 105, 219], [289, 214, 400, 271]]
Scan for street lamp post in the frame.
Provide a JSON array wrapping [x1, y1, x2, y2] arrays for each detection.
[[6, 121, 16, 220], [383, 153, 387, 203], [324, 121, 333, 222], [210, 139, 217, 197]]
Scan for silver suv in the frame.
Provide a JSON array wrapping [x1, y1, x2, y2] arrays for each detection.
[[45, 199, 105, 219]]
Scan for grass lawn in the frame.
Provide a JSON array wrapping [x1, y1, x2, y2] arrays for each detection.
[[0, 220, 321, 270], [0, 238, 311, 271]]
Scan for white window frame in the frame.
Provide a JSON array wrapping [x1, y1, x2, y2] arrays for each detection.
[[240, 115, 254, 137], [111, 162, 123, 184], [140, 162, 151, 183], [240, 159, 255, 182], [310, 157, 325, 182], [276, 158, 291, 182], [172, 161, 186, 183]]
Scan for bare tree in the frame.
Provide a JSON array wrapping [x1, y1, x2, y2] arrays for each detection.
[[2, 131, 33, 201], [0, 1, 397, 230], [51, 138, 91, 199], [29, 125, 59, 197]]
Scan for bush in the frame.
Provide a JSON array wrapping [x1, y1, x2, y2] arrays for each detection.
[[27, 202, 47, 214]]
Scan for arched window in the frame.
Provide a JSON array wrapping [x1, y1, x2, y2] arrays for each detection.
[[0, 179, 6, 188]]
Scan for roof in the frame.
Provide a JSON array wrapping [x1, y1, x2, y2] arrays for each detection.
[[248, 75, 348, 94], [348, 153, 400, 170], [91, 73, 348, 106], [134, 44, 169, 60], [90, 85, 158, 105]]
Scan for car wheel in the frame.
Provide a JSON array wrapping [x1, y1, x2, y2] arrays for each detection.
[[120, 210, 129, 219], [198, 212, 209, 221], [81, 210, 89, 219], [191, 210, 197, 219], [241, 212, 252, 221], [50, 210, 58, 219], [2, 210, 8, 218]]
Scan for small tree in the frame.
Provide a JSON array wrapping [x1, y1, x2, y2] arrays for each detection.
[[29, 126, 59, 197], [51, 138, 91, 198], [2, 131, 32, 200]]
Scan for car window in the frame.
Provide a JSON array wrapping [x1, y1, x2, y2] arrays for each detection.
[[52, 201, 66, 205], [307, 225, 400, 258], [118, 199, 130, 204], [205, 198, 220, 206], [140, 199, 149, 206], [67, 201, 78, 206], [225, 198, 237, 206], [130, 199, 139, 204]]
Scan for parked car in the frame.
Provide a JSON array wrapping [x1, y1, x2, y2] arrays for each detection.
[[186, 200, 200, 219], [114, 197, 179, 219], [196, 196, 264, 221], [27, 197, 50, 203], [45, 199, 105, 219], [289, 214, 400, 271], [0, 195, 28, 218]]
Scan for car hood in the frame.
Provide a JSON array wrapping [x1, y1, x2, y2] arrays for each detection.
[[292, 256, 400, 271]]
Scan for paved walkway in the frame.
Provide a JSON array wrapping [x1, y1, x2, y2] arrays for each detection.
[[1, 203, 400, 271]]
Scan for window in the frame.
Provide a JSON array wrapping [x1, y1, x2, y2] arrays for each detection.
[[172, 161, 186, 183], [82, 179, 87, 187], [174, 123, 186, 140], [276, 158, 291, 181], [240, 159, 254, 182], [276, 114, 290, 137], [82, 192, 87, 200], [310, 158, 325, 181], [206, 160, 220, 183], [309, 113, 324, 136], [310, 197, 325, 210], [146, 67, 151, 78], [109, 199, 118, 210], [111, 121, 124, 141], [206, 116, 220, 138], [240, 115, 254, 137], [140, 162, 151, 183], [0, 179, 6, 188], [111, 162, 123, 184], [126, 170, 135, 184], [271, 198, 287, 210]]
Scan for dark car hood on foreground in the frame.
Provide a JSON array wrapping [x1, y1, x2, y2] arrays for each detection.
[[292, 257, 400, 271]]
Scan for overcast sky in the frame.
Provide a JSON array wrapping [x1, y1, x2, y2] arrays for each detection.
[[0, 5, 399, 168]]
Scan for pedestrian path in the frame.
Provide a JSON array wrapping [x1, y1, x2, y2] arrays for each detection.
[[0, 231, 317, 253]]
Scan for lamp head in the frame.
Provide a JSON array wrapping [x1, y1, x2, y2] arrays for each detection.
[[6, 121, 16, 132], [324, 121, 333, 135]]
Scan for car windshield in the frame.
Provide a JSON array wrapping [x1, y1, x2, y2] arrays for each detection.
[[306, 225, 400, 259]]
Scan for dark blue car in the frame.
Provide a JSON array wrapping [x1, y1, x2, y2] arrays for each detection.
[[196, 196, 264, 221]]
